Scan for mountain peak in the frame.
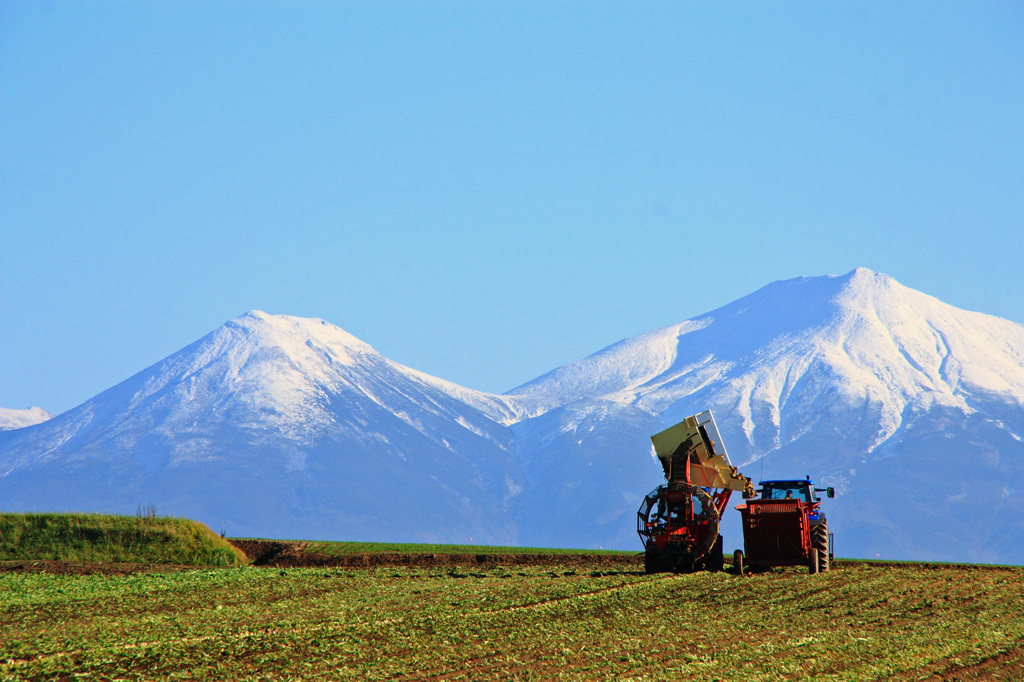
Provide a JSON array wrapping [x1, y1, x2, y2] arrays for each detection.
[[0, 406, 54, 431], [832, 266, 901, 303], [843, 265, 881, 280], [234, 310, 374, 355]]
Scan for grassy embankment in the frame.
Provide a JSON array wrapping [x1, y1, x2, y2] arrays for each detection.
[[3, 561, 1023, 680], [0, 513, 247, 567]]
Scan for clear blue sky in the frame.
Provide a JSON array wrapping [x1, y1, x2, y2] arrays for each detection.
[[2, 1, 1022, 415]]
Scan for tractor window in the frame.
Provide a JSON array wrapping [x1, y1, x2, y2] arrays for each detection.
[[764, 485, 812, 503]]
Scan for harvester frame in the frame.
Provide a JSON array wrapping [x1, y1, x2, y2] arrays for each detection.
[[637, 410, 754, 573]]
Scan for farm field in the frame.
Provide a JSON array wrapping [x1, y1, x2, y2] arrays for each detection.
[[2, 560, 1022, 681]]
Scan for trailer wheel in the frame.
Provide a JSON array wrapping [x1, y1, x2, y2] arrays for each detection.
[[813, 521, 830, 572], [808, 547, 819, 574], [733, 549, 744, 576]]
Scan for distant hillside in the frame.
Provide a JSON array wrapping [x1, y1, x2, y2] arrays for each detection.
[[0, 513, 248, 566]]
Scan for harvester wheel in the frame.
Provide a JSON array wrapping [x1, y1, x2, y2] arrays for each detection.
[[808, 547, 819, 574], [813, 521, 830, 572], [733, 549, 744, 576], [636, 483, 720, 573], [708, 535, 725, 572]]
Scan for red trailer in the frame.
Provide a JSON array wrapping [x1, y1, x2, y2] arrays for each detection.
[[734, 478, 835, 574]]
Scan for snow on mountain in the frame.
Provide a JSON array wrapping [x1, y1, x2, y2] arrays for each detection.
[[2, 269, 1023, 563], [524, 271, 1021, 441], [0, 407, 54, 431], [512, 268, 1024, 435]]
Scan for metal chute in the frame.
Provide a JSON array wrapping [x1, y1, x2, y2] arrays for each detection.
[[650, 410, 754, 497]]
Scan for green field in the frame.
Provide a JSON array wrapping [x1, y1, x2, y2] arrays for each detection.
[[3, 561, 1022, 681]]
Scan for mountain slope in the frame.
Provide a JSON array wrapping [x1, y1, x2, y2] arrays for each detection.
[[511, 269, 1024, 449]]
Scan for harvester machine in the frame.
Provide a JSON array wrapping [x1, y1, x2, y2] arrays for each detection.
[[637, 410, 754, 574]]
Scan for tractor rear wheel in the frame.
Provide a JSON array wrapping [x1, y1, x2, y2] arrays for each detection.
[[813, 521, 830, 572]]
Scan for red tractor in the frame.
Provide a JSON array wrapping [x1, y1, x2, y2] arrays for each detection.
[[734, 477, 836, 574], [637, 411, 754, 573]]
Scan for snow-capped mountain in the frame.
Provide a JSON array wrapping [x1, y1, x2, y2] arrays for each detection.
[[0, 407, 53, 431], [2, 268, 1022, 563], [0, 312, 524, 543]]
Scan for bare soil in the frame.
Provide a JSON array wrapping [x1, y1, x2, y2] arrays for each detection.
[[227, 538, 644, 569], [5, 541, 1013, 577], [0, 559, 195, 576], [0, 541, 643, 575]]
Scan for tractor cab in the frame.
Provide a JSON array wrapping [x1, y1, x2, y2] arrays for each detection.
[[757, 478, 835, 526], [760, 480, 814, 502]]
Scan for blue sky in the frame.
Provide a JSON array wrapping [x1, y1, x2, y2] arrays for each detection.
[[2, 1, 1022, 415]]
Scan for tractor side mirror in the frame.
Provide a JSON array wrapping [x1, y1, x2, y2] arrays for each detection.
[[827, 487, 835, 498]]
